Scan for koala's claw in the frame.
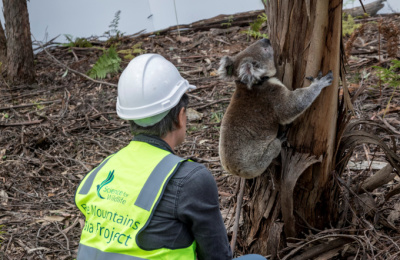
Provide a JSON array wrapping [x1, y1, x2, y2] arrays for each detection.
[[307, 70, 333, 87], [323, 71, 334, 83], [326, 70, 333, 80]]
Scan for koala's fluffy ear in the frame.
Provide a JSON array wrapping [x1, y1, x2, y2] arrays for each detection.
[[218, 56, 234, 80]]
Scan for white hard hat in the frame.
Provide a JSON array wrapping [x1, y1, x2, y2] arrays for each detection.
[[116, 53, 196, 122]]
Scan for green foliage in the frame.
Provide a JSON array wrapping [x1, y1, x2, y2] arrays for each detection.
[[104, 10, 125, 44], [342, 13, 361, 36], [343, 0, 356, 5], [210, 111, 224, 124], [373, 60, 400, 89], [373, 60, 400, 116], [88, 46, 121, 80], [62, 34, 93, 48], [242, 13, 268, 39], [34, 102, 44, 110], [0, 224, 4, 243], [250, 13, 268, 32], [107, 10, 122, 36], [187, 125, 199, 133], [221, 16, 234, 28], [118, 42, 145, 60], [2, 113, 9, 119]]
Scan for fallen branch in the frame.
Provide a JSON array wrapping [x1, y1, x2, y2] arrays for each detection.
[[343, 0, 385, 17], [32, 34, 60, 52], [291, 238, 354, 260], [378, 116, 400, 135], [230, 177, 245, 255], [385, 183, 400, 201], [0, 120, 43, 127], [0, 100, 62, 111], [138, 10, 264, 37], [357, 164, 395, 194], [282, 234, 362, 260], [32, 36, 118, 87], [189, 98, 230, 109]]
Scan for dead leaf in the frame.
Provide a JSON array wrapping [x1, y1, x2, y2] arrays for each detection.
[[177, 36, 192, 43], [79, 218, 85, 229], [172, 55, 182, 63], [0, 189, 8, 205], [210, 70, 219, 77], [199, 139, 211, 145], [387, 202, 400, 225]]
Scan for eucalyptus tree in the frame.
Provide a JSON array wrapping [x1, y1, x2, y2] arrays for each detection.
[[1, 0, 35, 84]]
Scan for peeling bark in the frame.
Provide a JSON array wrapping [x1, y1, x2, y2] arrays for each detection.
[[280, 148, 322, 238]]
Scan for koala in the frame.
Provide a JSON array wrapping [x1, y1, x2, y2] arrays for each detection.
[[218, 38, 333, 179]]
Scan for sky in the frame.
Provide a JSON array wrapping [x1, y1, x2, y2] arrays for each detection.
[[0, 0, 398, 43]]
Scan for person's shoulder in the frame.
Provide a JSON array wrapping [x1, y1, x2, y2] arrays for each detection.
[[174, 159, 213, 182], [176, 159, 219, 202], [182, 159, 207, 169]]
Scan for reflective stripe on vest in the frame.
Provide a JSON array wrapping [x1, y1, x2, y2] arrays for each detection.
[[75, 141, 196, 260], [77, 244, 147, 260], [134, 153, 182, 211]]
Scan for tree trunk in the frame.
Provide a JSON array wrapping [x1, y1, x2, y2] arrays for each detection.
[[0, 20, 7, 66], [3, 0, 35, 84], [242, 0, 342, 257]]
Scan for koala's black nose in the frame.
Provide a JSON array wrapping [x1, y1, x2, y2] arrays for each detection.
[[261, 38, 270, 45]]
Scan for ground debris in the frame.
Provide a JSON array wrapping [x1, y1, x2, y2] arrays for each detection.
[[0, 11, 399, 260]]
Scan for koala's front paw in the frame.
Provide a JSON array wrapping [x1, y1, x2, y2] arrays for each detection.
[[306, 70, 333, 88]]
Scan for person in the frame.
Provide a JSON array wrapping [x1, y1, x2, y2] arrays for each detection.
[[75, 53, 265, 260]]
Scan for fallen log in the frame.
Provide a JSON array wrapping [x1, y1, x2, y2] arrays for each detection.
[[139, 10, 265, 37], [343, 0, 386, 17]]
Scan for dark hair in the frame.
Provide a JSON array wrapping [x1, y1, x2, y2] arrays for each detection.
[[129, 93, 189, 137]]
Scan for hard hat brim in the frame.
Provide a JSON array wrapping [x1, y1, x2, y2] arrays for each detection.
[[116, 81, 196, 120]]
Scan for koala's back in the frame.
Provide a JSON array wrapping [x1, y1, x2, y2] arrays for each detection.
[[221, 80, 282, 135], [219, 80, 283, 176]]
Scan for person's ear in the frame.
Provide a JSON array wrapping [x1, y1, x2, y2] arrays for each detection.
[[177, 107, 186, 128]]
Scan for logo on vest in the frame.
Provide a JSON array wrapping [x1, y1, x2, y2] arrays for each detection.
[[96, 170, 129, 204], [97, 170, 114, 199]]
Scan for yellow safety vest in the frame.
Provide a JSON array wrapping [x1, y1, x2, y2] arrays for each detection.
[[75, 141, 196, 260]]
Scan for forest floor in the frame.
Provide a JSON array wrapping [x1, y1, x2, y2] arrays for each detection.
[[0, 10, 399, 260]]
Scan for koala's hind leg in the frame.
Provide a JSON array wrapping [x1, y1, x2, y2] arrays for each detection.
[[252, 138, 281, 177]]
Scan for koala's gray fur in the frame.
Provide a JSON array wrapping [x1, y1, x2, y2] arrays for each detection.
[[218, 38, 333, 179]]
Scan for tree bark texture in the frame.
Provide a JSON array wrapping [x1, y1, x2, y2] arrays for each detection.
[[0, 20, 7, 66], [3, 0, 35, 84], [242, 0, 342, 257]]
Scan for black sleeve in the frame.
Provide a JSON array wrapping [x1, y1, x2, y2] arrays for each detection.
[[176, 164, 232, 260]]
